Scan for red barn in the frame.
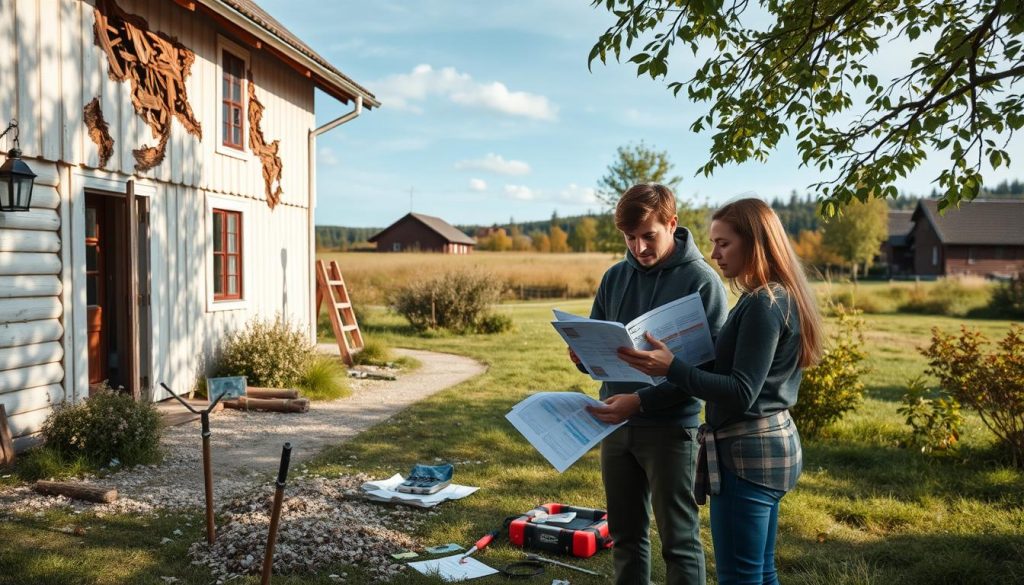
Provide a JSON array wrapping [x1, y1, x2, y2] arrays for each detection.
[[368, 213, 476, 254], [909, 199, 1024, 278]]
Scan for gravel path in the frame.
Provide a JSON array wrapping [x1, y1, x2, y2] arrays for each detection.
[[0, 347, 487, 514]]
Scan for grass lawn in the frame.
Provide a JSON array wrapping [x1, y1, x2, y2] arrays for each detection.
[[2, 302, 1022, 584]]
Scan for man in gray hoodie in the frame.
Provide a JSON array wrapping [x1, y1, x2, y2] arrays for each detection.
[[575, 184, 728, 585]]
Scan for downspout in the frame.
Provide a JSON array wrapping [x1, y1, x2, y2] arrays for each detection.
[[308, 95, 363, 343]]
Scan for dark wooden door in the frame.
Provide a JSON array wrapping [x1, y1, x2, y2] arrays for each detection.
[[85, 199, 106, 385]]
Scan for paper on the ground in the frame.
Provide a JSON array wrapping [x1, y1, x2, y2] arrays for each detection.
[[506, 391, 625, 473], [407, 554, 498, 581], [361, 474, 478, 508], [553, 292, 715, 384]]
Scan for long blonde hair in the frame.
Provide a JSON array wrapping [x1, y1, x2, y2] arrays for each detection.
[[713, 198, 823, 367]]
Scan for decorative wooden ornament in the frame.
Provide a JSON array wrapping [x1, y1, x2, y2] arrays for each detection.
[[247, 71, 284, 209], [83, 98, 115, 168], [92, 0, 202, 171]]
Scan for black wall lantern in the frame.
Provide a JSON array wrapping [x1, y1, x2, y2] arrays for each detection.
[[0, 119, 36, 212]]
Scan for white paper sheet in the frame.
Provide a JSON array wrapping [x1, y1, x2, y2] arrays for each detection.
[[407, 554, 499, 581], [361, 474, 479, 508], [506, 392, 625, 473], [553, 292, 715, 383]]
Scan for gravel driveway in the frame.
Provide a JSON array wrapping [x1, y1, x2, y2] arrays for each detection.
[[0, 347, 487, 515]]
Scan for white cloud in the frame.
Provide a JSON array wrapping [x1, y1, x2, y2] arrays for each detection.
[[455, 153, 531, 176], [469, 178, 488, 192], [559, 183, 599, 205], [318, 146, 340, 167], [450, 81, 558, 121], [371, 64, 558, 120], [504, 184, 535, 201]]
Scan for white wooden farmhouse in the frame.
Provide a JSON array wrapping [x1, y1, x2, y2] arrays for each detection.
[[0, 0, 379, 451]]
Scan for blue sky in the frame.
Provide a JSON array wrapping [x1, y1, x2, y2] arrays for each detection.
[[258, 1, 1023, 228]]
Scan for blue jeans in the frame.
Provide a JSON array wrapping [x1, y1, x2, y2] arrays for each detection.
[[709, 466, 786, 585]]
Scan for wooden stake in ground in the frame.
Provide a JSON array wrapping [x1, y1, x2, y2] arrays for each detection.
[[0, 405, 14, 466], [34, 481, 118, 503]]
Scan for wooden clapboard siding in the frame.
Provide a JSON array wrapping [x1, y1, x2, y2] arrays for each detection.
[[0, 320, 64, 349], [0, 276, 63, 298], [0, 342, 64, 372], [0, 384, 64, 418]]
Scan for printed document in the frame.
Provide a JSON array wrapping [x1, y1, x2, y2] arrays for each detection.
[[553, 292, 715, 384], [408, 554, 498, 581], [506, 392, 625, 473]]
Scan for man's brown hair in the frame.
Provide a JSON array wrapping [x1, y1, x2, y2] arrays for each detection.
[[614, 183, 677, 232]]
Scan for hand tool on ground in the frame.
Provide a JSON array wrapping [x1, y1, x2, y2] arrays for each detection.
[[525, 553, 604, 577], [261, 442, 293, 585], [459, 528, 501, 563], [160, 382, 226, 544]]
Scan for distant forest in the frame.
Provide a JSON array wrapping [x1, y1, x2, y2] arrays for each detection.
[[314, 180, 1024, 251]]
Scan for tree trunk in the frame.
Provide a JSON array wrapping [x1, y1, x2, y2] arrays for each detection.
[[34, 481, 118, 503]]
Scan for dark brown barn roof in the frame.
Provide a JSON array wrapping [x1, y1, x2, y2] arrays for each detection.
[[368, 213, 477, 246], [912, 199, 1024, 246], [887, 210, 914, 246], [193, 0, 379, 108]]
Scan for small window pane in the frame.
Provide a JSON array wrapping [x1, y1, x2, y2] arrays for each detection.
[[233, 81, 241, 102], [233, 127, 241, 146], [86, 245, 98, 270], [86, 208, 97, 238], [227, 214, 237, 233], [227, 276, 238, 294], [213, 256, 224, 293], [87, 276, 97, 305], [213, 214, 223, 252]]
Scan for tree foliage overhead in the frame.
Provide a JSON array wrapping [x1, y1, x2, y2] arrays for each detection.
[[597, 141, 682, 207], [589, 0, 1024, 214]]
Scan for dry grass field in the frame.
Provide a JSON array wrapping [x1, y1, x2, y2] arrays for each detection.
[[319, 251, 620, 303]]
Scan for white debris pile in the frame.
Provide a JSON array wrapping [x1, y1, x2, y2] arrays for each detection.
[[188, 474, 431, 583]]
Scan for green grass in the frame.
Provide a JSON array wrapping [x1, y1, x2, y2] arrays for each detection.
[[2, 303, 1022, 584], [298, 355, 351, 401]]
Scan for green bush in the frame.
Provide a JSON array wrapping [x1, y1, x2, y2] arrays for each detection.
[[388, 270, 503, 333], [898, 376, 963, 453], [352, 339, 393, 366], [218, 315, 315, 387], [900, 279, 992, 317], [923, 324, 1024, 467], [476, 312, 514, 334], [298, 356, 350, 401], [985, 275, 1024, 318], [40, 385, 162, 469], [791, 307, 870, 438]]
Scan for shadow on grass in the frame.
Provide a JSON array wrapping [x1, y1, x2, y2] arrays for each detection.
[[781, 530, 1024, 584]]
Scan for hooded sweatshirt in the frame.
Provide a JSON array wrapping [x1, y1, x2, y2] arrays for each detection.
[[589, 227, 729, 428]]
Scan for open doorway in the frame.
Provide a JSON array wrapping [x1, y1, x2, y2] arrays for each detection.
[[84, 187, 150, 399]]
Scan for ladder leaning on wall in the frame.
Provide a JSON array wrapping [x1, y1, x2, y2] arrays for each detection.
[[315, 260, 364, 366]]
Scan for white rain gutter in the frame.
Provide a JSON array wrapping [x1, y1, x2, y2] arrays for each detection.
[[307, 96, 363, 342]]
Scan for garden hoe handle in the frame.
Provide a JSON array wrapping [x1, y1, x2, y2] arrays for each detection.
[[261, 442, 293, 585], [201, 410, 216, 544]]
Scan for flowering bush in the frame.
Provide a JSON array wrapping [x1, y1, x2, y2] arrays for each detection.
[[41, 384, 162, 468], [218, 316, 315, 387]]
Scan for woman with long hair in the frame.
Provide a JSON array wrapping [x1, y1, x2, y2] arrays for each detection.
[[616, 197, 823, 585]]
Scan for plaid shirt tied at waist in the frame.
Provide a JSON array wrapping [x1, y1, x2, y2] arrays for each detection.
[[695, 410, 802, 505]]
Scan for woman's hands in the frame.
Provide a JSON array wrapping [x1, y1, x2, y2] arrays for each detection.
[[618, 332, 674, 377]]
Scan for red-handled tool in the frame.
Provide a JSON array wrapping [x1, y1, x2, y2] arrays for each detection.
[[459, 529, 500, 564]]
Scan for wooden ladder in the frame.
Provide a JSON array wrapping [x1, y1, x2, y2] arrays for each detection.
[[315, 259, 364, 365]]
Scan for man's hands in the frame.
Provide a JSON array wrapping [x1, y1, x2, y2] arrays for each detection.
[[586, 392, 641, 424], [617, 332, 674, 377]]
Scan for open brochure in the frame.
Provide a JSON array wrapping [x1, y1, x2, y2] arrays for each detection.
[[505, 391, 625, 473], [552, 292, 715, 384]]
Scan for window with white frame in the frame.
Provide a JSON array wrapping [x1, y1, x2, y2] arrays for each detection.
[[212, 208, 243, 300]]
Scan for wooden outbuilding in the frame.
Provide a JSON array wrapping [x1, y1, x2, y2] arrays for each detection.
[[908, 199, 1024, 278], [368, 212, 476, 254]]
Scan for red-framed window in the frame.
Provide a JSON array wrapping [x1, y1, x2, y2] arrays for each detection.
[[212, 209, 243, 301], [222, 50, 245, 149]]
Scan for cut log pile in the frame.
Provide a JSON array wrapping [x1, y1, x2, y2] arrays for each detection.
[[92, 0, 202, 171]]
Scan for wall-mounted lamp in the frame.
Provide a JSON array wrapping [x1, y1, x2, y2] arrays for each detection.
[[0, 119, 36, 212]]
